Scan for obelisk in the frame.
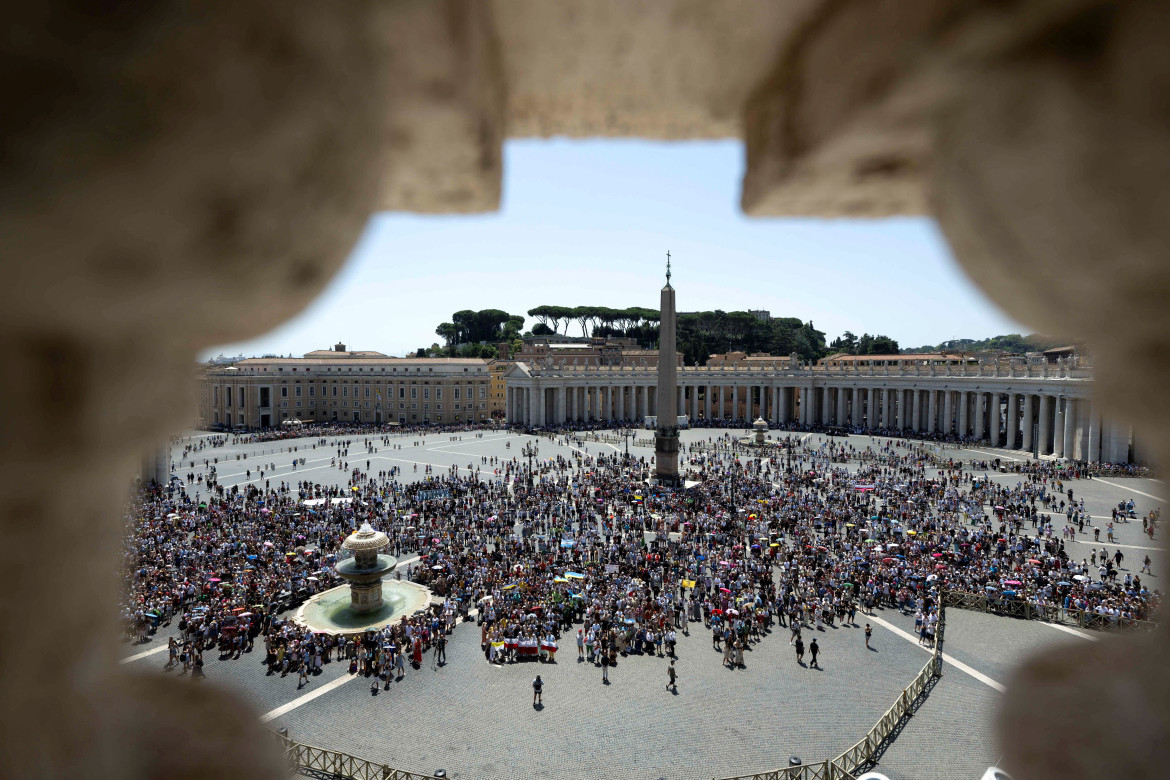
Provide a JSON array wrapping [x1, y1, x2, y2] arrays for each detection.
[[655, 252, 680, 485]]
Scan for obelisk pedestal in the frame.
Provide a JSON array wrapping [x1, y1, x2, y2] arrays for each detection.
[[655, 258, 680, 486]]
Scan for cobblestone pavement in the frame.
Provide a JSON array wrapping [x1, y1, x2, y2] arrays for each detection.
[[131, 428, 1162, 779]]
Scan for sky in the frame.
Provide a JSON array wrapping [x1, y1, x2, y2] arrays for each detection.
[[207, 139, 1024, 360]]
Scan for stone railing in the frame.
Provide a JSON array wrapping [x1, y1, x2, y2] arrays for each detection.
[[712, 604, 946, 780], [940, 590, 1157, 631]]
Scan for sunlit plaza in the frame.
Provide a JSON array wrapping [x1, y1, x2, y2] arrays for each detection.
[[121, 427, 1163, 780]]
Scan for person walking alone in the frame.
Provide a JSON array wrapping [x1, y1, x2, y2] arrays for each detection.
[[532, 674, 543, 706], [795, 636, 805, 665], [667, 659, 677, 692], [864, 623, 872, 649], [809, 638, 820, 668]]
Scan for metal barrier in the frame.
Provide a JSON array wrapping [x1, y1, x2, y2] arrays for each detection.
[[939, 590, 1156, 632], [275, 734, 436, 780], [713, 604, 946, 780]]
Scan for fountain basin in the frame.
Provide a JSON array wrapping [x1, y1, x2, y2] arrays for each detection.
[[293, 578, 432, 635]]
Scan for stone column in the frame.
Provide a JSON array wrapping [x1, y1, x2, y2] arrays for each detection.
[[973, 393, 985, 439], [732, 385, 739, 421], [894, 389, 905, 430], [989, 394, 1002, 446], [878, 389, 888, 428], [1053, 398, 1066, 457], [836, 387, 847, 425], [1086, 404, 1101, 463], [958, 391, 969, 437], [942, 390, 953, 435], [1062, 398, 1078, 460], [1037, 395, 1052, 455], [1006, 392, 1019, 449], [927, 391, 937, 433], [641, 385, 649, 420], [911, 389, 921, 432], [778, 386, 788, 424], [1021, 394, 1035, 453], [800, 387, 809, 425], [705, 385, 711, 420], [820, 388, 831, 425]]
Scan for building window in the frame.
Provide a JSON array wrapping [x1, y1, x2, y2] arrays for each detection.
[[280, 386, 288, 398], [309, 386, 315, 397], [454, 387, 460, 400], [258, 387, 270, 407], [332, 386, 338, 397], [411, 403, 417, 410], [399, 387, 405, 399], [480, 387, 486, 399], [423, 388, 430, 400], [295, 401, 302, 408], [437, 388, 443, 400], [399, 402, 405, 410], [436, 404, 442, 411], [342, 386, 348, 397], [364, 385, 370, 398], [411, 387, 417, 400], [295, 385, 301, 398]]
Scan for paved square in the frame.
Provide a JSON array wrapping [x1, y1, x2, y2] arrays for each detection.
[[122, 427, 1162, 780]]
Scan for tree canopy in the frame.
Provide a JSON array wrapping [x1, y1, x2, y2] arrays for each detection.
[[902, 333, 1065, 354], [827, 331, 900, 356]]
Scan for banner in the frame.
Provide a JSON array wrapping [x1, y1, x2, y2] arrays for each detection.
[[604, 564, 619, 574], [680, 579, 696, 589]]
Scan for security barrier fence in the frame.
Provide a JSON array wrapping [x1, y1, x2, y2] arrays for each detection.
[[275, 735, 436, 780], [939, 589, 1156, 631]]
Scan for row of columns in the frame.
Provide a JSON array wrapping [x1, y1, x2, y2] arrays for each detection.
[[506, 383, 1130, 463]]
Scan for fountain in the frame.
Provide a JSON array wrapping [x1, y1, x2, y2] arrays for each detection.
[[738, 417, 774, 448], [293, 523, 432, 635], [336, 522, 396, 612]]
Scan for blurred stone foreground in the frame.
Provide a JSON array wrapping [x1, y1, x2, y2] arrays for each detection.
[[1, 2, 1168, 778]]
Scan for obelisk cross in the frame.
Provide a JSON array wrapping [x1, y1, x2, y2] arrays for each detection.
[[666, 250, 671, 283]]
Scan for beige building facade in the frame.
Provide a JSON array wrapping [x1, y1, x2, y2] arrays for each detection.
[[201, 348, 492, 429]]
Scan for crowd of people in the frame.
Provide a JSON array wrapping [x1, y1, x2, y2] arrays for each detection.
[[125, 423, 1160, 695]]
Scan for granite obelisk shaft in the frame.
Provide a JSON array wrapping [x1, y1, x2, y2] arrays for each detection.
[[655, 273, 680, 485]]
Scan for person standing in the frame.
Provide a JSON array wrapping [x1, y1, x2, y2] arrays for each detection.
[[532, 674, 543, 706], [795, 636, 804, 664], [601, 646, 610, 683], [435, 632, 446, 667], [809, 638, 820, 668], [667, 659, 677, 692], [864, 623, 872, 649], [576, 629, 584, 660]]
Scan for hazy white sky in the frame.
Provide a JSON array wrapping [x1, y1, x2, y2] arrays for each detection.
[[208, 139, 1024, 359]]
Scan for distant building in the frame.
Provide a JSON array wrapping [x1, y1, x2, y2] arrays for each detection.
[[706, 351, 787, 366], [200, 349, 491, 429], [747, 309, 771, 322], [819, 352, 979, 367], [511, 336, 681, 368], [487, 359, 511, 418]]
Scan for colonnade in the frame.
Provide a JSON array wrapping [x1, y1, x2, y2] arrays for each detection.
[[505, 369, 1135, 464]]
